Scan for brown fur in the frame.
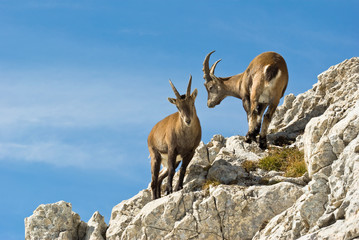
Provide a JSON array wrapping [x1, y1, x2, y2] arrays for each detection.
[[148, 76, 201, 200], [203, 51, 288, 149]]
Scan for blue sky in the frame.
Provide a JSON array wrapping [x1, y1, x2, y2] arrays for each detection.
[[0, 1, 358, 239]]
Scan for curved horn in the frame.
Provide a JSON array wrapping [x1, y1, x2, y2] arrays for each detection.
[[210, 59, 222, 79], [186, 75, 192, 97], [202, 50, 215, 82], [169, 79, 181, 99]]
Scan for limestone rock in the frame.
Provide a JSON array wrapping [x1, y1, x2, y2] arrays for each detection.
[[83, 211, 107, 240], [119, 183, 302, 240], [255, 57, 359, 239], [25, 201, 88, 240], [269, 57, 359, 144], [106, 189, 152, 240]]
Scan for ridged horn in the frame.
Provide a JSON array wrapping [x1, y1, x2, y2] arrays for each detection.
[[203, 50, 215, 82]]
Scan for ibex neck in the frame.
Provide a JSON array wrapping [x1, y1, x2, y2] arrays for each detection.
[[222, 73, 243, 99]]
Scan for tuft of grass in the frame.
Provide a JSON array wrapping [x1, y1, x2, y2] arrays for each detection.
[[258, 147, 306, 178], [284, 160, 307, 178], [202, 179, 221, 191], [242, 160, 257, 172]]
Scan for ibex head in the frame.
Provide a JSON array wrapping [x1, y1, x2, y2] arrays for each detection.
[[202, 51, 226, 108], [168, 75, 198, 126]]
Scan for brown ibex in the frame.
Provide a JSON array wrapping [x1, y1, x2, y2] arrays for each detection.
[[203, 51, 288, 149], [148, 75, 201, 200]]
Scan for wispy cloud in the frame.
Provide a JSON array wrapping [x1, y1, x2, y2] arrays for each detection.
[[0, 140, 129, 170], [0, 68, 171, 170]]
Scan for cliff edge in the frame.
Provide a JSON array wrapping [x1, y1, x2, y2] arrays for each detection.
[[25, 57, 359, 240]]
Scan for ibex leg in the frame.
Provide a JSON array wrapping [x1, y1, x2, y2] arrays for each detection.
[[259, 99, 279, 149]]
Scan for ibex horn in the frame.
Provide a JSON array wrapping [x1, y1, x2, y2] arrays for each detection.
[[203, 50, 215, 82], [210, 59, 221, 80], [169, 79, 181, 99], [186, 75, 192, 97]]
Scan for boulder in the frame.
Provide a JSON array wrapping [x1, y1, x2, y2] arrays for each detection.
[[25, 201, 87, 240]]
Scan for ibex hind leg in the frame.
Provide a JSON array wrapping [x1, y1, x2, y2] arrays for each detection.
[[259, 100, 279, 149], [150, 148, 162, 200], [245, 103, 267, 143], [165, 150, 177, 196]]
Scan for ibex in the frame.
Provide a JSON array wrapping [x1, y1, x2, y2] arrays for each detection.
[[203, 51, 288, 149], [148, 75, 201, 200]]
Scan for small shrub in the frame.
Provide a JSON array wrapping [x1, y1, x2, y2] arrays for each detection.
[[242, 160, 257, 172], [258, 156, 283, 171], [284, 160, 307, 178], [258, 147, 306, 178], [202, 179, 221, 191]]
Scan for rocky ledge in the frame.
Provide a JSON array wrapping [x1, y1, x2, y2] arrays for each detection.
[[25, 57, 359, 240]]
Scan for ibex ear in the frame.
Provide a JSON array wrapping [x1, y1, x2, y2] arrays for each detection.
[[191, 89, 198, 99], [168, 97, 177, 105]]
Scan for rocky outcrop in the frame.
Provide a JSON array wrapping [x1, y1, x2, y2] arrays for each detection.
[[25, 201, 107, 240], [106, 135, 304, 240], [255, 57, 359, 240], [25, 57, 359, 240]]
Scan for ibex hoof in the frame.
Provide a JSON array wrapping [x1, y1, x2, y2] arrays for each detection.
[[245, 132, 256, 143], [165, 188, 173, 196], [259, 136, 268, 150]]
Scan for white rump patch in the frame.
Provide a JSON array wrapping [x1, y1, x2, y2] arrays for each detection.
[[259, 69, 282, 103]]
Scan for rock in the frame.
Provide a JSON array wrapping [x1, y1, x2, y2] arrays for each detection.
[[106, 189, 152, 240], [269, 57, 359, 145], [83, 211, 107, 240], [207, 134, 226, 163], [207, 158, 239, 184], [255, 57, 359, 239], [119, 183, 302, 240], [25, 201, 88, 240]]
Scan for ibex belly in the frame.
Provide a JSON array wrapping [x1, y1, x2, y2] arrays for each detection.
[[259, 68, 282, 104], [161, 154, 182, 169]]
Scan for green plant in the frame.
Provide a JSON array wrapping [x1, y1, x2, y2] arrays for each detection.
[[242, 160, 258, 172], [258, 147, 306, 178], [202, 179, 221, 191]]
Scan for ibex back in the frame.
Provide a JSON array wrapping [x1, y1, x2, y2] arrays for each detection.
[[203, 51, 288, 149], [148, 75, 201, 200]]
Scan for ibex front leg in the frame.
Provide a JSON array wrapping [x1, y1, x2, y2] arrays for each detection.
[[175, 151, 194, 191]]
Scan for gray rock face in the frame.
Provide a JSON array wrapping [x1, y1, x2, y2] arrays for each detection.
[[25, 57, 359, 240], [84, 211, 107, 240], [255, 57, 359, 239], [25, 201, 88, 240], [25, 201, 107, 240], [117, 183, 302, 240], [105, 134, 306, 240]]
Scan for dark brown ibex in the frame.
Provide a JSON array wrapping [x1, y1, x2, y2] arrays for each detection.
[[203, 51, 288, 149], [148, 75, 201, 200]]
